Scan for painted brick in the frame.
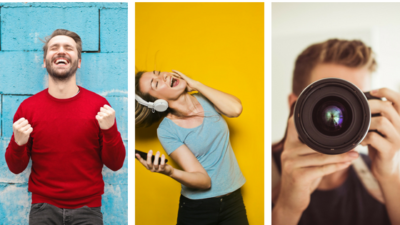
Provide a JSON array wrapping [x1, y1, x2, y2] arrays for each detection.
[[105, 97, 128, 140], [0, 183, 31, 224], [1, 7, 99, 51], [76, 53, 128, 96], [0, 8, 2, 51], [2, 95, 31, 138], [0, 139, 31, 183], [100, 8, 128, 53], [0, 95, 2, 137], [102, 183, 128, 225], [0, 52, 47, 95], [0, 3, 128, 9], [103, 141, 128, 185]]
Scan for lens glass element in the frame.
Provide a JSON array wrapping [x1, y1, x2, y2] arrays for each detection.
[[323, 105, 343, 128], [312, 96, 352, 136]]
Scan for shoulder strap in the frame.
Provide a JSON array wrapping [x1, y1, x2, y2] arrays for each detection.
[[352, 155, 385, 204], [271, 151, 385, 204]]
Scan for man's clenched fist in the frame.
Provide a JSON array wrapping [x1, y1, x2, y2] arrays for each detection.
[[95, 105, 116, 130], [13, 118, 33, 146]]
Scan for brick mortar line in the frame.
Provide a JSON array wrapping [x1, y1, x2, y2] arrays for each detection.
[[0, 6, 127, 9], [0, 182, 26, 185], [1, 94, 33, 96], [99, 8, 101, 53]]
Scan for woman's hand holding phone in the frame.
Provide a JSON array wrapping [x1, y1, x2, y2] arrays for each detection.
[[136, 150, 174, 176]]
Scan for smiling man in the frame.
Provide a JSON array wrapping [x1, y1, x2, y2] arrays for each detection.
[[5, 29, 126, 225]]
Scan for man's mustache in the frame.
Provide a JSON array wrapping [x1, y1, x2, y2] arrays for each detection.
[[51, 55, 71, 63]]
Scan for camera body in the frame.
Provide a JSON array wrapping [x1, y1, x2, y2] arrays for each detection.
[[294, 78, 380, 155]]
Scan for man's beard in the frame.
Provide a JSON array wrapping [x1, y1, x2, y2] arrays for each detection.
[[46, 57, 79, 81]]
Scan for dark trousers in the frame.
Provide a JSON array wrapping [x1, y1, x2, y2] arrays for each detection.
[[29, 203, 103, 225], [177, 189, 249, 225]]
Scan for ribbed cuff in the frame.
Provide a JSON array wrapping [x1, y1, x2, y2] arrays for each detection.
[[101, 121, 119, 142], [11, 138, 26, 153]]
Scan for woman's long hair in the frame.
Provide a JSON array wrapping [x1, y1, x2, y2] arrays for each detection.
[[135, 71, 171, 127]]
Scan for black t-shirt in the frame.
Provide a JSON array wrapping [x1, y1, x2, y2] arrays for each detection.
[[273, 150, 391, 225]]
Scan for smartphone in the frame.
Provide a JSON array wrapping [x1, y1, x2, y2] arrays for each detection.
[[135, 149, 168, 164]]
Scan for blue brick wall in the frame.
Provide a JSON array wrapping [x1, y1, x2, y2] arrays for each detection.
[[0, 2, 128, 224]]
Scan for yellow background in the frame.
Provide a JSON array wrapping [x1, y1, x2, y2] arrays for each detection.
[[136, 3, 264, 224]]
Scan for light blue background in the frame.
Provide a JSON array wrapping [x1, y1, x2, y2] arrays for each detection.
[[0, 2, 128, 224]]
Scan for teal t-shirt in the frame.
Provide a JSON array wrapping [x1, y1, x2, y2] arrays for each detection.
[[157, 94, 246, 199]]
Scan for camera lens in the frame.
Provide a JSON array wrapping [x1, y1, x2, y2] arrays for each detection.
[[294, 78, 371, 154], [312, 96, 352, 136]]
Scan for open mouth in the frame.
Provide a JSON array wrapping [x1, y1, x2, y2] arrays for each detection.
[[170, 77, 179, 87], [53, 58, 70, 66]]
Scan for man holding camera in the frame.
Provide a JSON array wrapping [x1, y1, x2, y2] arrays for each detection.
[[272, 39, 400, 225], [5, 29, 126, 224]]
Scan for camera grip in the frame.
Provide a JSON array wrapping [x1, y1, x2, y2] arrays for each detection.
[[364, 91, 381, 117], [364, 92, 384, 136], [364, 91, 381, 100]]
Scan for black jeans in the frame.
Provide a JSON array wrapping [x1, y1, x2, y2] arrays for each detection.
[[29, 203, 103, 225], [177, 189, 249, 225]]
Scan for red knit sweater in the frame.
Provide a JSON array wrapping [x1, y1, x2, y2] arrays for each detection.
[[5, 87, 126, 209]]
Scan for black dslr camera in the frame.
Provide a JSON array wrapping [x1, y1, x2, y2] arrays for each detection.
[[294, 78, 380, 155]]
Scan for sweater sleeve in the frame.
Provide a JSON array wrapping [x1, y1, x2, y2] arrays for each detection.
[[100, 120, 126, 171], [5, 106, 32, 174]]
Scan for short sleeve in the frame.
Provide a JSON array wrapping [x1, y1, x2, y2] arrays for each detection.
[[157, 125, 184, 155]]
